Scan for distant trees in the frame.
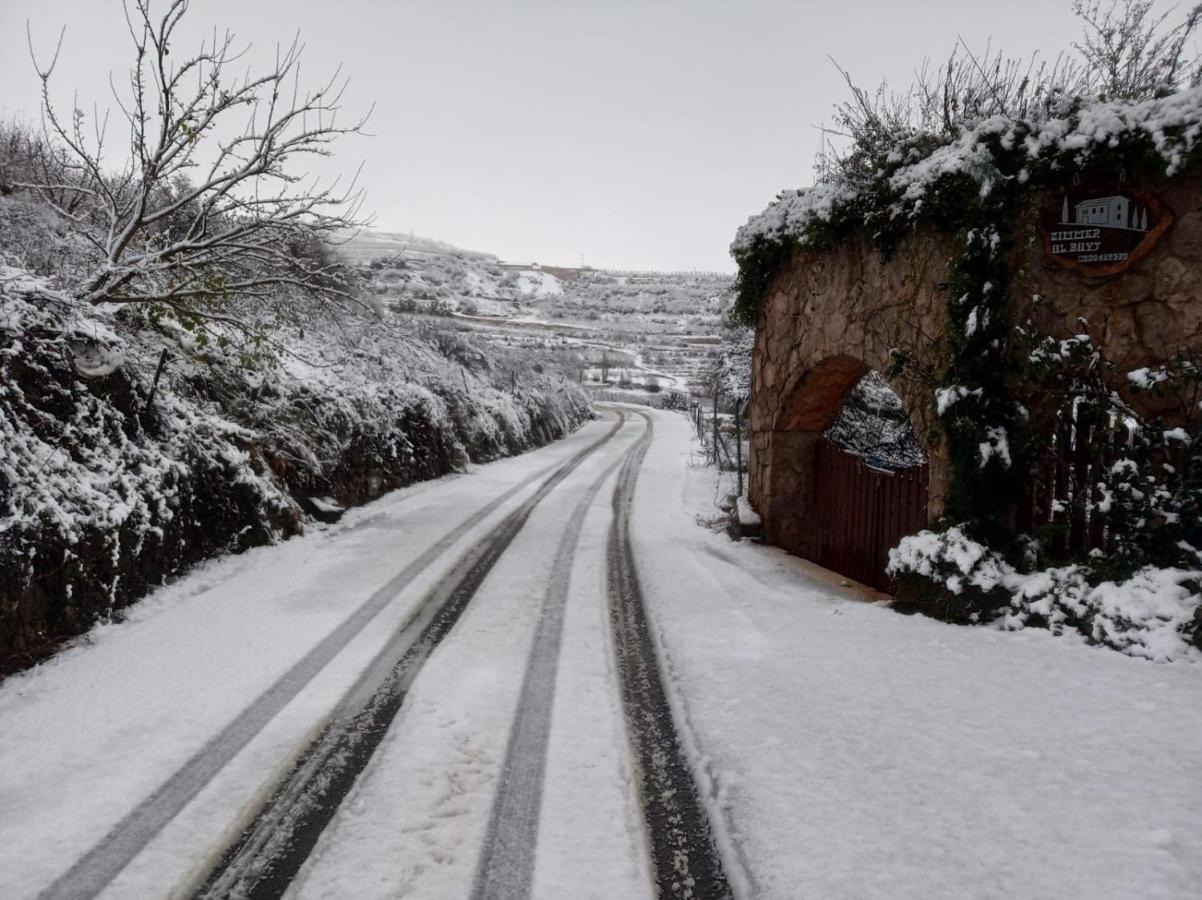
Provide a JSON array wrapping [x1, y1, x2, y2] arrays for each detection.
[[22, 0, 369, 312]]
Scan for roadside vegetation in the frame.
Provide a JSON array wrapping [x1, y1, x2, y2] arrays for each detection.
[[0, 1, 589, 673]]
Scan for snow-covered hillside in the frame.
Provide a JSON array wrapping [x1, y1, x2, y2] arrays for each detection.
[[337, 229, 735, 401], [0, 265, 589, 673]]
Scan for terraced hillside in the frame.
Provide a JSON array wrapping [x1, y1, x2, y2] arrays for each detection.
[[336, 230, 735, 400]]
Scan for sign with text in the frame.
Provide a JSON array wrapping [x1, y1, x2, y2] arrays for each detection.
[[1042, 189, 1172, 276]]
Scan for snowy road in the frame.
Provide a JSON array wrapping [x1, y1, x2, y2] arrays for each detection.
[[0, 410, 724, 899], [1, 407, 1200, 899]]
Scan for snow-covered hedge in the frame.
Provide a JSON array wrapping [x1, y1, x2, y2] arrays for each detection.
[[733, 87, 1202, 265], [888, 528, 1201, 662], [0, 266, 589, 672]]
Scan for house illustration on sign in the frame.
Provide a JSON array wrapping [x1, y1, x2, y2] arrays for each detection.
[[1060, 194, 1148, 231]]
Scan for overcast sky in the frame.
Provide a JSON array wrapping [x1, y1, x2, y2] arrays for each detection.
[[1, 0, 1088, 271]]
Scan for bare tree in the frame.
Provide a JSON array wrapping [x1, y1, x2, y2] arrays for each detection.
[[23, 0, 370, 310]]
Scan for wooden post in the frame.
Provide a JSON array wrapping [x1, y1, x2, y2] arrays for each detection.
[[735, 395, 744, 496], [712, 384, 720, 468]]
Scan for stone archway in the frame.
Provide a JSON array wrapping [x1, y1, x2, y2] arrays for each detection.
[[758, 355, 869, 556], [746, 228, 954, 570], [755, 353, 932, 577]]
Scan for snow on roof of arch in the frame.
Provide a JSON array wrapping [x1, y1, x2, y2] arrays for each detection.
[[732, 86, 1202, 257]]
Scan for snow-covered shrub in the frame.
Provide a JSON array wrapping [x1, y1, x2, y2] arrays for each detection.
[[998, 565, 1201, 661], [0, 267, 590, 673], [708, 318, 753, 401], [889, 526, 1201, 659], [0, 269, 300, 668], [812, 1, 1202, 192], [1015, 323, 1202, 578], [0, 119, 95, 280], [661, 391, 689, 411], [888, 527, 1015, 622], [825, 371, 926, 468]]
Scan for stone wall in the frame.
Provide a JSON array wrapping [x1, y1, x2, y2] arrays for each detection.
[[1015, 172, 1202, 385], [749, 170, 1202, 562]]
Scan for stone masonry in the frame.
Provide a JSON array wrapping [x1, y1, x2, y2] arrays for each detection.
[[749, 170, 1202, 562]]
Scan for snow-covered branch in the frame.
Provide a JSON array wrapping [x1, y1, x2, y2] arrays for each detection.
[[22, 0, 371, 311]]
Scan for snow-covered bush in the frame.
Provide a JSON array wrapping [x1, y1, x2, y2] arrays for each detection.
[[0, 269, 299, 667], [887, 527, 1014, 622], [812, 0, 1202, 191], [660, 391, 689, 411], [709, 320, 753, 401], [891, 529, 1201, 660], [1012, 323, 1202, 578], [0, 267, 590, 673], [999, 565, 1200, 662]]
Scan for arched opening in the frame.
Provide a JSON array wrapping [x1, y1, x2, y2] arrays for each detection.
[[763, 357, 928, 591]]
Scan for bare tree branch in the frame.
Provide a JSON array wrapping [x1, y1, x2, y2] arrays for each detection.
[[21, 0, 372, 314]]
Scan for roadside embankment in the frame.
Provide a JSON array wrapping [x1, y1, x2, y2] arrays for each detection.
[[0, 267, 590, 674]]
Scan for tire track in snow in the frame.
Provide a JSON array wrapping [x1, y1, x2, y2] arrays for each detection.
[[471, 411, 653, 900], [40, 414, 624, 900], [607, 412, 732, 900], [192, 412, 631, 899]]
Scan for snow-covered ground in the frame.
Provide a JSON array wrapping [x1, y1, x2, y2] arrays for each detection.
[[1, 407, 1198, 899], [0, 419, 627, 897], [633, 411, 1202, 899], [289, 414, 652, 899]]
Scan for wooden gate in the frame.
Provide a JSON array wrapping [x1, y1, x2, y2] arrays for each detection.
[[810, 439, 929, 592]]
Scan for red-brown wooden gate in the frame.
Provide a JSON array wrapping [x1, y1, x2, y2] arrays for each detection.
[[810, 439, 929, 593]]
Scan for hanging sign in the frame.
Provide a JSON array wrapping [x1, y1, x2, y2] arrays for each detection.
[[1041, 189, 1172, 276]]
